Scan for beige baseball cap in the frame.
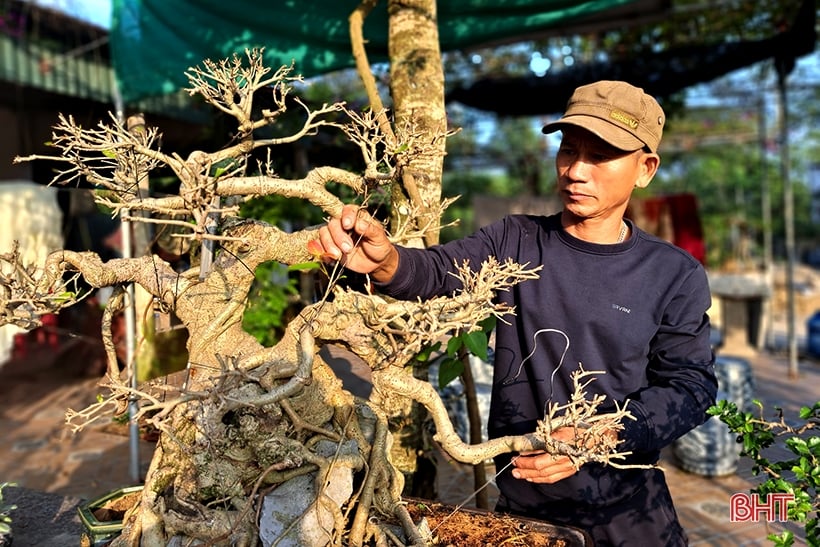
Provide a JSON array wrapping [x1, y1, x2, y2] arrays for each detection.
[[542, 80, 665, 153]]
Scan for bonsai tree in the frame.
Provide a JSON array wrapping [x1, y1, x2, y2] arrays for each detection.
[[2, 4, 640, 545]]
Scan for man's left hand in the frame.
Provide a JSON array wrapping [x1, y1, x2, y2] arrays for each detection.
[[511, 427, 580, 484]]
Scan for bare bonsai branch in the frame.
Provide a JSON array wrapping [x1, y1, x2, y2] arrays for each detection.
[[535, 367, 655, 470], [0, 242, 87, 328]]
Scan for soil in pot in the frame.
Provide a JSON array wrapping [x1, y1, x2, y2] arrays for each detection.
[[405, 500, 591, 547], [78, 486, 142, 547], [89, 489, 140, 523], [78, 490, 591, 546]]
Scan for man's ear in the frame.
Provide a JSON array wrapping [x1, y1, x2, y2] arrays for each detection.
[[635, 153, 660, 189]]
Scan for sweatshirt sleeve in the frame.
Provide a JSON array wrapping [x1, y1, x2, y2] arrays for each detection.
[[373, 220, 506, 300], [616, 266, 718, 454]]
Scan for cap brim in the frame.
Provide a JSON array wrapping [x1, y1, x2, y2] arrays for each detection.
[[542, 116, 645, 152]]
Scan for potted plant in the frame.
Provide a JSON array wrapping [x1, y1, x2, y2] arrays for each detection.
[[1, 8, 642, 544]]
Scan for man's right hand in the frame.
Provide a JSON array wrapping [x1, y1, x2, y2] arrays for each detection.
[[314, 205, 399, 283]]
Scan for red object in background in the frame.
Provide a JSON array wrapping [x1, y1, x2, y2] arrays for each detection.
[[12, 331, 28, 359], [630, 193, 706, 265], [8, 304, 123, 378], [12, 313, 60, 359], [665, 194, 706, 265], [36, 313, 60, 348]]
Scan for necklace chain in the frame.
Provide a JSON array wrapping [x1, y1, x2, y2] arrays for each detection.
[[617, 221, 628, 243]]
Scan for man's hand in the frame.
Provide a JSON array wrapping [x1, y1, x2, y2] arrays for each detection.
[[511, 427, 580, 484], [314, 205, 399, 282]]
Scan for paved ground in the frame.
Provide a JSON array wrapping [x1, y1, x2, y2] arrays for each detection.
[[1, 339, 818, 546]]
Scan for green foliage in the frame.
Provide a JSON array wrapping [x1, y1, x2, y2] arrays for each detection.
[[484, 117, 552, 196], [419, 316, 496, 389], [237, 194, 323, 348], [650, 128, 819, 269], [440, 115, 555, 242], [709, 399, 820, 545], [241, 194, 322, 230], [440, 171, 500, 241], [0, 482, 16, 536], [242, 261, 300, 347]]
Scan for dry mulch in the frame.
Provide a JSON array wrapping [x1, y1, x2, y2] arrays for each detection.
[[406, 500, 584, 547]]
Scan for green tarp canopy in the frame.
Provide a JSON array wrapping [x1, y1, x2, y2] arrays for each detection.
[[110, 0, 651, 104]]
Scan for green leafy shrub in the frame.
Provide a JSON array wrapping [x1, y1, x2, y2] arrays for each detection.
[[0, 482, 17, 537], [709, 399, 819, 546], [417, 316, 496, 389], [242, 261, 300, 347]]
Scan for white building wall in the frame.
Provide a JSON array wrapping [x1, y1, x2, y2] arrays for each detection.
[[0, 181, 63, 364]]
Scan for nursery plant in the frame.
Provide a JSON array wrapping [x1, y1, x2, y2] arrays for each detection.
[[0, 482, 16, 547], [709, 399, 820, 546]]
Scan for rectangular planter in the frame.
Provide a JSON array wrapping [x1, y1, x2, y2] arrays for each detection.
[[78, 485, 143, 547], [404, 497, 592, 546]]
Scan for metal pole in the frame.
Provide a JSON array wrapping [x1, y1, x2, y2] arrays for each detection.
[[759, 94, 774, 349], [777, 69, 798, 379], [124, 215, 141, 483], [112, 76, 141, 483]]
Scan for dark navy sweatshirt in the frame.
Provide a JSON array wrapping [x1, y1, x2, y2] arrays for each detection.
[[377, 213, 717, 513]]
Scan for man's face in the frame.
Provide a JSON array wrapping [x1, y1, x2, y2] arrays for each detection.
[[555, 126, 658, 222]]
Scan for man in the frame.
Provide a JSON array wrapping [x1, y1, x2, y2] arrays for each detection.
[[315, 80, 717, 546]]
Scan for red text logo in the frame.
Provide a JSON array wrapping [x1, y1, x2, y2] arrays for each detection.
[[730, 493, 794, 522]]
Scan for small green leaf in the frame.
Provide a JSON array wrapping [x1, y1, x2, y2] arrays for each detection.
[[446, 335, 462, 357], [786, 437, 809, 456], [53, 291, 76, 303], [288, 261, 321, 271], [767, 529, 794, 547], [416, 342, 442, 362], [438, 357, 464, 389], [478, 316, 497, 332], [463, 330, 489, 362], [798, 404, 820, 419], [102, 149, 117, 158]]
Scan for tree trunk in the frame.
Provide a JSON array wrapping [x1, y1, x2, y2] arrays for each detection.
[[386, 0, 448, 498], [388, 0, 446, 248]]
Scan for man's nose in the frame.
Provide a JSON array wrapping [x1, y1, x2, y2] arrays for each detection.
[[566, 156, 592, 181]]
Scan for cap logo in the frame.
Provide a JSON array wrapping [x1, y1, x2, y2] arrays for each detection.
[[610, 110, 638, 130]]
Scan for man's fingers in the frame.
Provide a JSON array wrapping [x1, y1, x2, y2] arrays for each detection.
[[316, 223, 347, 260], [349, 208, 383, 241], [517, 465, 577, 484], [512, 452, 560, 470], [511, 452, 576, 484]]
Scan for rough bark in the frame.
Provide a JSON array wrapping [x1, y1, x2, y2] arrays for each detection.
[[388, 0, 446, 248]]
